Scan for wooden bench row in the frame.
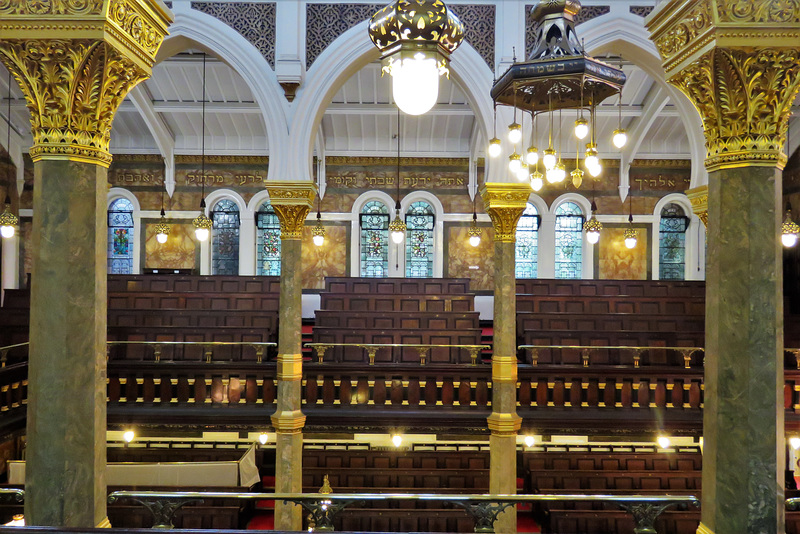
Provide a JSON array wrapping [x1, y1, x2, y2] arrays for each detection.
[[515, 279, 706, 298], [303, 450, 489, 470], [315, 310, 479, 331], [109, 309, 278, 330], [520, 331, 705, 353], [517, 312, 704, 334], [302, 466, 489, 490], [523, 452, 702, 472], [324, 277, 473, 295], [529, 469, 702, 491], [319, 293, 474, 312], [108, 292, 280, 311], [516, 295, 705, 316], [108, 274, 280, 294]]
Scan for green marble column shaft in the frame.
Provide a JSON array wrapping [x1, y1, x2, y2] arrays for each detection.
[[272, 231, 305, 531], [482, 182, 528, 534], [26, 160, 107, 526], [490, 238, 518, 533], [702, 166, 784, 533]]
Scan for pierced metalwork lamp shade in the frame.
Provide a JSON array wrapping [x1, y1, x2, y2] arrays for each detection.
[[313, 215, 326, 247], [468, 217, 482, 247], [0, 200, 18, 239], [583, 215, 602, 244], [389, 213, 407, 244], [155, 209, 170, 244], [369, 0, 465, 115], [193, 211, 212, 242], [782, 208, 800, 248]]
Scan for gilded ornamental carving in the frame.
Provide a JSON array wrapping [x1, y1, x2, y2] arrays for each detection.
[[265, 182, 318, 240], [0, 0, 172, 167], [480, 183, 530, 243], [647, 0, 800, 171]]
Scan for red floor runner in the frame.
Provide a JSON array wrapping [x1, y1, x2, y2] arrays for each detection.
[[247, 513, 274, 530]]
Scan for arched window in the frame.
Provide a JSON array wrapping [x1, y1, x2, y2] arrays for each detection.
[[108, 198, 134, 274], [555, 201, 584, 279], [516, 203, 539, 278], [659, 203, 688, 280], [359, 200, 390, 277], [211, 199, 240, 275], [405, 201, 435, 278], [256, 201, 281, 276]]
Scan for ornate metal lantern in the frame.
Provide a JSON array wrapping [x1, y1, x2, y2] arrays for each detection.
[[369, 0, 465, 115]]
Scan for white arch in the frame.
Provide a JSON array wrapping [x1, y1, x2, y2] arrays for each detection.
[[247, 189, 275, 214], [162, 4, 289, 181], [551, 193, 591, 216], [580, 14, 707, 190], [350, 191, 396, 277], [652, 193, 697, 281], [525, 193, 549, 217], [288, 19, 496, 185], [205, 188, 247, 214], [107, 188, 142, 275]]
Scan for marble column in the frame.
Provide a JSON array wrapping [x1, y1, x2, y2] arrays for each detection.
[[265, 181, 316, 531], [648, 3, 800, 532], [481, 182, 530, 534], [0, 3, 171, 526]]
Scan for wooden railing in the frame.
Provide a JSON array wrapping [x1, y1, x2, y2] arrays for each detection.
[[518, 344, 705, 368], [108, 341, 276, 363]]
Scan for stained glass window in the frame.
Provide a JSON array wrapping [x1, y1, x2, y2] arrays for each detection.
[[257, 201, 281, 276], [405, 201, 434, 278], [360, 200, 389, 277], [659, 203, 688, 280], [211, 199, 240, 275], [108, 198, 134, 274], [516, 203, 539, 278], [555, 201, 584, 279]]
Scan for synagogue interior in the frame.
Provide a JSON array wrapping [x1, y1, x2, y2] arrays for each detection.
[[0, 0, 799, 532]]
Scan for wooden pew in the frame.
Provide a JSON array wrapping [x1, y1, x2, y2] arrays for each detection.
[[319, 292, 475, 313], [315, 310, 479, 331], [325, 277, 472, 295]]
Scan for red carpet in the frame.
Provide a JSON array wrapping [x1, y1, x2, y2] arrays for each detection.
[[247, 513, 274, 530]]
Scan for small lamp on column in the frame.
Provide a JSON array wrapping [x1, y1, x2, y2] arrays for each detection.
[[782, 203, 799, 248], [0, 196, 17, 239]]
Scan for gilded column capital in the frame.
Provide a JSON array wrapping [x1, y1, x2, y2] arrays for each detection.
[[646, 0, 800, 172], [686, 185, 709, 228], [480, 182, 530, 243], [265, 181, 318, 240], [0, 0, 172, 167]]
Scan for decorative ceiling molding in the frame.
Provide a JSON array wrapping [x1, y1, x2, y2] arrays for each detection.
[[191, 2, 276, 68], [306, 3, 495, 68], [524, 5, 610, 60], [630, 6, 654, 18]]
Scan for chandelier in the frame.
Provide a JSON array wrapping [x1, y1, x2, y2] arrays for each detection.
[[369, 0, 465, 116], [489, 0, 626, 190]]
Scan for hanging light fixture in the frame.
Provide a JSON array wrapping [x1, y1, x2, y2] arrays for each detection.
[[468, 188, 482, 247], [526, 110, 539, 166], [782, 204, 800, 248], [369, 0, 464, 116], [612, 58, 627, 149], [571, 137, 584, 188], [0, 72, 17, 240], [490, 0, 624, 190], [624, 195, 637, 249], [312, 166, 326, 246], [389, 109, 406, 244], [193, 52, 212, 242], [583, 201, 602, 244], [155, 180, 170, 244], [574, 84, 589, 140], [488, 99, 501, 158]]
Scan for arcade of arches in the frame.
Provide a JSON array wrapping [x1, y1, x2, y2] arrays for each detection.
[[0, 0, 799, 533]]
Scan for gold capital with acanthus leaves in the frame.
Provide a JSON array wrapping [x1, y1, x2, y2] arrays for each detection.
[[480, 182, 531, 243], [646, 0, 800, 172], [265, 181, 318, 240], [0, 0, 172, 167], [686, 185, 709, 228]]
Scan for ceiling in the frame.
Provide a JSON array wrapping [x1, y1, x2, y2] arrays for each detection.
[[0, 51, 798, 164]]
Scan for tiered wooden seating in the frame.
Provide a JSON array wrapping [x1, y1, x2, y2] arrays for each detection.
[[301, 448, 489, 532], [107, 275, 280, 362], [516, 280, 706, 362], [523, 450, 701, 534], [312, 278, 481, 365]]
